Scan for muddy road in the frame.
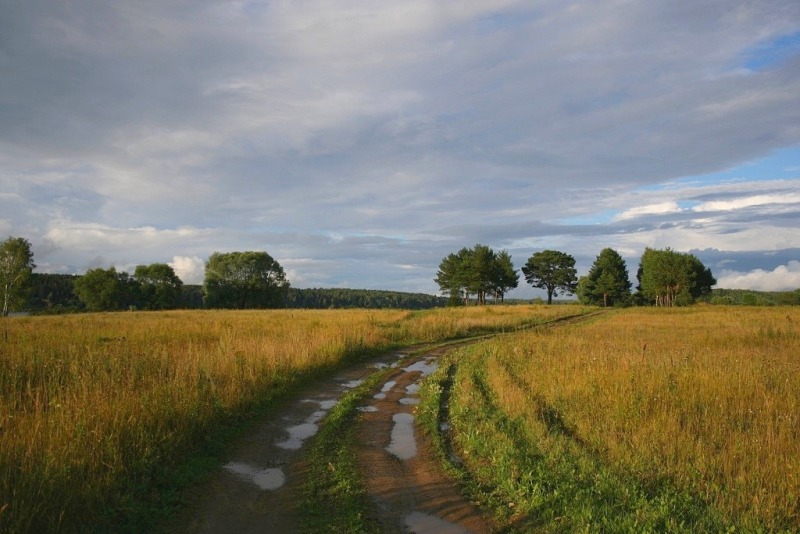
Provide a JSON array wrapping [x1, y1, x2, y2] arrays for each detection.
[[173, 342, 488, 533]]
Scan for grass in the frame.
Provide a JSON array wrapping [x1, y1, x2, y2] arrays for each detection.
[[0, 305, 566, 532], [419, 306, 800, 532]]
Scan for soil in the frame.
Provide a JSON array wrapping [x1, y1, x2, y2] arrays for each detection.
[[171, 343, 492, 533]]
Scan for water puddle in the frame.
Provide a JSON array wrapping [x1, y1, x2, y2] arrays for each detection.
[[358, 405, 378, 412], [386, 412, 417, 460], [374, 380, 396, 400], [403, 358, 438, 377], [342, 378, 364, 389], [399, 397, 419, 405], [404, 511, 468, 533], [276, 401, 333, 449], [405, 384, 420, 394], [224, 462, 286, 491]]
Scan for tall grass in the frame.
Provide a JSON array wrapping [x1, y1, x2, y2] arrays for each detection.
[[426, 307, 800, 531], [0, 305, 565, 532]]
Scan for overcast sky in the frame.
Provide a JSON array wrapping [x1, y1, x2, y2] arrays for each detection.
[[2, 1, 800, 298]]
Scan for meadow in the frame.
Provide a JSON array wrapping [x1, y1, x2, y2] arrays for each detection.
[[0, 305, 572, 532], [420, 306, 800, 532]]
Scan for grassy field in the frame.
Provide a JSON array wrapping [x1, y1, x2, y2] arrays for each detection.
[[419, 306, 800, 532], [0, 305, 574, 532]]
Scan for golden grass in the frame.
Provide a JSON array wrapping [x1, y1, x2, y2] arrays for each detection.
[[0, 305, 572, 532], [480, 306, 800, 530]]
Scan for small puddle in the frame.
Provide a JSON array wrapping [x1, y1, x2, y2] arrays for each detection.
[[374, 380, 396, 400], [399, 397, 419, 405], [276, 401, 333, 449], [403, 358, 438, 377], [386, 412, 417, 460], [404, 511, 468, 533], [224, 462, 286, 491], [405, 384, 420, 394], [342, 379, 364, 389], [358, 405, 378, 412]]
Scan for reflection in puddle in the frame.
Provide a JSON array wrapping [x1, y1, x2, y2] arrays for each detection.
[[358, 405, 378, 412], [342, 379, 364, 389], [399, 397, 419, 405], [224, 462, 286, 491], [404, 511, 468, 533], [276, 422, 319, 449], [405, 384, 420, 394], [403, 359, 438, 377], [374, 380, 396, 400], [387, 412, 417, 460]]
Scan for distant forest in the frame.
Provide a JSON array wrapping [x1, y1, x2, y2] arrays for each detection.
[[20, 273, 800, 314], [24, 274, 446, 313]]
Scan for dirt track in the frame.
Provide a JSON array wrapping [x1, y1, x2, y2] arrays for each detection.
[[172, 343, 489, 533]]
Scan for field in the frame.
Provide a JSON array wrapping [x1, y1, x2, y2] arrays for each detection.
[[419, 306, 800, 531], [0, 305, 571, 532]]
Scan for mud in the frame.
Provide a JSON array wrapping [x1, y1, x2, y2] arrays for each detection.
[[173, 343, 492, 533], [354, 345, 493, 533]]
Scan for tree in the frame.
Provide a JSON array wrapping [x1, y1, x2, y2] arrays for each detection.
[[203, 251, 290, 309], [521, 249, 577, 304], [0, 236, 35, 316], [579, 248, 632, 307], [74, 267, 139, 311], [492, 250, 519, 302], [434, 244, 518, 305], [637, 248, 716, 307], [134, 263, 183, 310]]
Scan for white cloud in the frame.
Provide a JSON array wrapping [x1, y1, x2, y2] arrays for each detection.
[[170, 255, 205, 285], [717, 261, 800, 291], [614, 202, 682, 221]]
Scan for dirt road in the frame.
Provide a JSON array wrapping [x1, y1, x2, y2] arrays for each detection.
[[173, 342, 489, 533]]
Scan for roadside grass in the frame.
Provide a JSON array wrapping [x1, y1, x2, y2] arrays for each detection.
[[0, 305, 573, 532], [419, 307, 800, 532]]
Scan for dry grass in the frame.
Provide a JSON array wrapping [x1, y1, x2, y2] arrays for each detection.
[[478, 306, 800, 530], [0, 305, 569, 532]]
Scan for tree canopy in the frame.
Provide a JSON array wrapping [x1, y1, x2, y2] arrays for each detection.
[[134, 263, 183, 310], [0, 236, 35, 316], [73, 267, 140, 312], [577, 248, 632, 307], [637, 247, 716, 306], [203, 251, 290, 308], [521, 249, 578, 305], [434, 244, 519, 305]]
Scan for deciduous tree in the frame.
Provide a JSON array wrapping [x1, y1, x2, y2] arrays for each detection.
[[637, 248, 715, 306], [134, 263, 183, 310], [0, 236, 35, 316], [74, 267, 139, 311], [203, 251, 289, 308]]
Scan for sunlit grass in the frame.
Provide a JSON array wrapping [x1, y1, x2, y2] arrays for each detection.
[[0, 305, 568, 532], [423, 307, 800, 531]]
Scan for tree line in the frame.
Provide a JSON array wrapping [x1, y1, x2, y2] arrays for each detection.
[[1, 237, 446, 313], [435, 244, 717, 307]]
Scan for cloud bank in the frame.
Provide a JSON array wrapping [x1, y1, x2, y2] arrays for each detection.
[[1, 1, 799, 296]]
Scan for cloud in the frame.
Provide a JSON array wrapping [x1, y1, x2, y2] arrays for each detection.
[[717, 261, 800, 291], [169, 255, 205, 285], [1, 2, 799, 295]]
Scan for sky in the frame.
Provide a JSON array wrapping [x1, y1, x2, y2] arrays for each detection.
[[2, 1, 800, 299]]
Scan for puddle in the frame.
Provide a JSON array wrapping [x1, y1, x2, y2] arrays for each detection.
[[386, 412, 417, 460], [358, 405, 378, 412], [276, 402, 332, 449], [342, 379, 364, 389], [399, 397, 419, 405], [276, 422, 319, 449], [224, 462, 286, 491], [374, 380, 396, 400], [404, 511, 468, 533], [403, 359, 438, 377], [405, 384, 420, 394]]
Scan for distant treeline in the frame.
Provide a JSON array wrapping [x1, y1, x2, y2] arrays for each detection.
[[703, 288, 800, 306], [25, 274, 446, 312]]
